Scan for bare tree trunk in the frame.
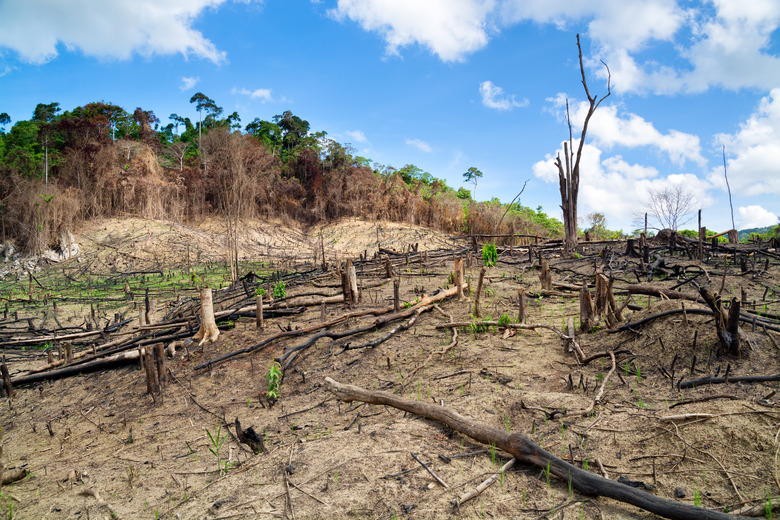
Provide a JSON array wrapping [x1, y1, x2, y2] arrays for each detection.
[[553, 34, 611, 253]]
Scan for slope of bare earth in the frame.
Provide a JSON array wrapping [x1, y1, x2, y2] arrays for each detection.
[[0, 218, 778, 520]]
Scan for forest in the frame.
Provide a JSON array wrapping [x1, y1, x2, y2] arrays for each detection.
[[0, 96, 565, 254]]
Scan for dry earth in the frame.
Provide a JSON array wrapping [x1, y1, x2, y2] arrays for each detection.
[[0, 218, 778, 520]]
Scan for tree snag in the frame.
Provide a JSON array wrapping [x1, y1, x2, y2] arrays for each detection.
[[324, 377, 746, 520], [193, 287, 220, 346], [554, 34, 610, 252], [539, 258, 552, 291]]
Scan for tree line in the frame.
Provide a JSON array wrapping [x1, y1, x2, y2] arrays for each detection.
[[0, 95, 563, 252]]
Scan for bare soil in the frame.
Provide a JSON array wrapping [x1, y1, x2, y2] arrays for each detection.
[[1, 218, 778, 520]]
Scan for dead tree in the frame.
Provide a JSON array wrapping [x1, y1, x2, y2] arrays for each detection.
[[554, 34, 611, 252]]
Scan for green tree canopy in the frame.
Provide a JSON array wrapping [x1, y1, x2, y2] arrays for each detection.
[[463, 166, 483, 200]]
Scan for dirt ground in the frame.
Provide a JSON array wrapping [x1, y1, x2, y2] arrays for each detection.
[[0, 218, 779, 520]]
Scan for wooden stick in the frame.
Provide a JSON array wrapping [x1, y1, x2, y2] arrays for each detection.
[[474, 266, 487, 317], [456, 457, 516, 506], [410, 452, 448, 489]]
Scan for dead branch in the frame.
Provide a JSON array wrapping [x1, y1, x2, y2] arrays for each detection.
[[324, 377, 747, 520], [278, 284, 466, 368], [405, 305, 459, 381], [455, 457, 516, 506]]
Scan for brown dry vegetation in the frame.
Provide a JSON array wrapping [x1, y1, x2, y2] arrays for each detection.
[[0, 220, 778, 520], [1, 131, 558, 254]]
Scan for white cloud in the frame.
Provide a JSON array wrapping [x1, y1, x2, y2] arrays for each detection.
[[406, 138, 432, 153], [710, 89, 780, 196], [231, 87, 273, 102], [479, 81, 528, 110], [0, 0, 229, 64], [345, 130, 367, 143], [550, 96, 706, 167], [738, 206, 778, 229], [330, 0, 495, 62], [332, 0, 780, 95], [180, 76, 200, 91], [532, 141, 713, 231]]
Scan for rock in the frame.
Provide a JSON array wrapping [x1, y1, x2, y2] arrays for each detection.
[[41, 250, 61, 263], [1, 243, 14, 262], [58, 230, 79, 259], [675, 487, 686, 498]]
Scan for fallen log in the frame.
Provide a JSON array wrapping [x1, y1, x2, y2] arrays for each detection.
[[627, 284, 703, 303], [324, 377, 747, 520], [11, 349, 141, 387], [678, 373, 780, 389]]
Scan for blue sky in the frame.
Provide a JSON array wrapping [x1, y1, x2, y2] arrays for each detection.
[[1, 0, 779, 233]]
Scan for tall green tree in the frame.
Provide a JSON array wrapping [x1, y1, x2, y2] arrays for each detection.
[[0, 113, 10, 132], [463, 167, 483, 200], [31, 102, 61, 183], [189, 92, 219, 148]]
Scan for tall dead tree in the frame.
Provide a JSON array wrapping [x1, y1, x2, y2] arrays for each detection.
[[554, 34, 610, 252]]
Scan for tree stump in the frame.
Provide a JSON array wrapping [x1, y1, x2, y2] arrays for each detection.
[[474, 266, 487, 318], [1, 360, 15, 398], [454, 257, 464, 302], [579, 282, 596, 332], [539, 259, 552, 291], [517, 288, 526, 324], [256, 294, 264, 329], [193, 287, 220, 346]]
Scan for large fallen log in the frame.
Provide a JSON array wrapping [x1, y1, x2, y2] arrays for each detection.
[[324, 377, 747, 520], [11, 349, 141, 387], [627, 284, 703, 303]]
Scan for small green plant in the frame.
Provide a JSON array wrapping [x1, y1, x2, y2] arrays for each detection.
[[482, 243, 497, 267], [206, 422, 230, 477], [545, 460, 551, 487], [272, 281, 287, 299], [765, 488, 773, 520], [333, 470, 339, 487], [489, 442, 497, 466], [255, 287, 266, 297], [504, 415, 511, 433], [694, 488, 702, 506], [267, 361, 282, 400], [498, 313, 511, 328]]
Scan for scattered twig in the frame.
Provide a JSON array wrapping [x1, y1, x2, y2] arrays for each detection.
[[410, 452, 448, 489], [455, 457, 516, 506]]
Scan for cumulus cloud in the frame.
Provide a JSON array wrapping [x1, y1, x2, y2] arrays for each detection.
[[332, 0, 780, 94], [344, 130, 368, 143], [532, 141, 713, 231], [738, 206, 778, 229], [550, 95, 706, 167], [0, 0, 230, 64], [479, 81, 528, 110], [330, 0, 494, 62], [710, 89, 780, 196], [231, 87, 273, 102], [180, 76, 200, 91], [406, 138, 432, 153]]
